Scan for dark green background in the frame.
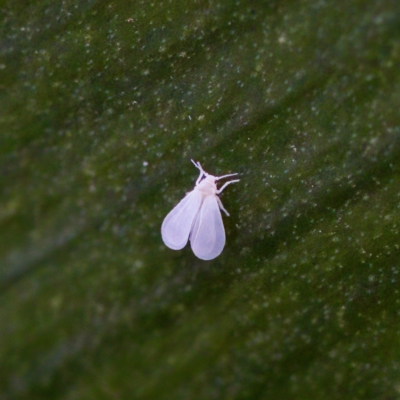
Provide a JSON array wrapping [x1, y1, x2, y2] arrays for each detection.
[[1, 0, 400, 398]]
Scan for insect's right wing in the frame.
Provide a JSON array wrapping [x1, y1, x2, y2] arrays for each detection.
[[190, 195, 226, 260], [161, 190, 203, 250]]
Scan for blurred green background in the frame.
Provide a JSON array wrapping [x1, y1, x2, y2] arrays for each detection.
[[1, 0, 400, 398]]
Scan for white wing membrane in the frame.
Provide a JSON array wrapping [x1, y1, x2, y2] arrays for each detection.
[[161, 190, 203, 250], [190, 195, 226, 260]]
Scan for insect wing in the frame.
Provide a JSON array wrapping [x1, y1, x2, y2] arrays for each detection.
[[190, 195, 226, 260], [162, 190, 203, 250]]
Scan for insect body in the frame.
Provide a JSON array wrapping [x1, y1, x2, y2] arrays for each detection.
[[161, 160, 240, 260]]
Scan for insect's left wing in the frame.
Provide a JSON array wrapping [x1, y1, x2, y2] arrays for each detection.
[[190, 195, 226, 260], [161, 190, 203, 250]]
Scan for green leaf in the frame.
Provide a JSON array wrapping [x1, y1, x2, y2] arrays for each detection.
[[1, 0, 400, 398]]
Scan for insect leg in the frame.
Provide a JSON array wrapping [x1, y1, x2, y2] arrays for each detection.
[[216, 196, 230, 216], [215, 172, 238, 181], [217, 179, 240, 194]]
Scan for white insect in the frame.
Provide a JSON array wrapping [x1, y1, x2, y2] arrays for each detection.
[[161, 160, 240, 260]]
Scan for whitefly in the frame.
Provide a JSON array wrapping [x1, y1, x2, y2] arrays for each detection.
[[161, 160, 240, 260]]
